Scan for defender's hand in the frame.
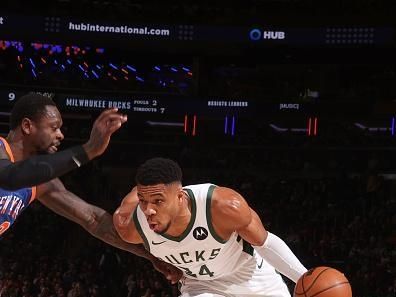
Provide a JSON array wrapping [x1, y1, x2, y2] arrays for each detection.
[[152, 258, 183, 284], [83, 108, 127, 159]]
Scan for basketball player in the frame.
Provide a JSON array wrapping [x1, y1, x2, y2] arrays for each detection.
[[0, 94, 181, 284], [114, 158, 308, 296], [0, 93, 126, 190]]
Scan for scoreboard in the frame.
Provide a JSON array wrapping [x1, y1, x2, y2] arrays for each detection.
[[0, 89, 312, 117]]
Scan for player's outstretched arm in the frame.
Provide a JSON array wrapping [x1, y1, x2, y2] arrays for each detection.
[[36, 179, 150, 256], [37, 180, 183, 284], [0, 108, 126, 190], [211, 186, 307, 283]]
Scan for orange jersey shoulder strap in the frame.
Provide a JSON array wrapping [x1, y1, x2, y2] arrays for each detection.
[[29, 186, 37, 203]]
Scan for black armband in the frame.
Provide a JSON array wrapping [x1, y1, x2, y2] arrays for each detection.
[[70, 145, 90, 168], [0, 145, 90, 190]]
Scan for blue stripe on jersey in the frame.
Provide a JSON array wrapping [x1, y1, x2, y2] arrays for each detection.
[[0, 187, 33, 228]]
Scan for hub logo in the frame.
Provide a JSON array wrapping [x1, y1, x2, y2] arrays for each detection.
[[249, 28, 285, 41]]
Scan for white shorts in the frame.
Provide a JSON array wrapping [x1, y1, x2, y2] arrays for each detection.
[[179, 254, 291, 297]]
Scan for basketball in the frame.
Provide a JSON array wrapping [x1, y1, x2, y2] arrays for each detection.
[[294, 266, 352, 297]]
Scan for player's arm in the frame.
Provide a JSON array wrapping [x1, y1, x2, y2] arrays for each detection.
[[0, 109, 126, 190], [0, 145, 89, 190], [37, 181, 182, 284], [211, 186, 307, 283], [36, 179, 150, 257]]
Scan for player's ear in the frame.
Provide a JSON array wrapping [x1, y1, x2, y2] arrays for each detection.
[[177, 188, 184, 202], [21, 118, 34, 135]]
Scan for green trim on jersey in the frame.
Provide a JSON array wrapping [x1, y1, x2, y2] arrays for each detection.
[[133, 207, 150, 252], [206, 185, 227, 244], [236, 235, 255, 256], [161, 188, 197, 242]]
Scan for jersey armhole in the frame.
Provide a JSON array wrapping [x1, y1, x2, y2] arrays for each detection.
[[206, 185, 228, 244], [29, 186, 37, 204]]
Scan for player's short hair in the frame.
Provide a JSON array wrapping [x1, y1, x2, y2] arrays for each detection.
[[136, 157, 182, 186], [10, 93, 57, 130]]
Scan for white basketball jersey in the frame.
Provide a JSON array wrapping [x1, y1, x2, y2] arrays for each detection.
[[134, 183, 260, 280]]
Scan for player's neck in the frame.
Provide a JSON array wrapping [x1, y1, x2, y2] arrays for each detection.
[[166, 192, 192, 237], [6, 131, 32, 161]]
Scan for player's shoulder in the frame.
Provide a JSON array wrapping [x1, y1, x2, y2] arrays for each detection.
[[210, 186, 252, 231], [0, 137, 11, 160], [114, 188, 139, 219], [211, 186, 248, 214], [120, 187, 139, 206], [113, 188, 142, 244]]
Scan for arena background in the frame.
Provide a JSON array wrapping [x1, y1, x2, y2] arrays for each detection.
[[0, 1, 395, 296]]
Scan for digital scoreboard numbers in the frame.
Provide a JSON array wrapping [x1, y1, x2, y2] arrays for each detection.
[[7, 92, 16, 102], [131, 99, 166, 114]]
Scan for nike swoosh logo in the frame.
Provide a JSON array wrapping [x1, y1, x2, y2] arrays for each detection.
[[257, 259, 263, 269], [151, 240, 166, 245]]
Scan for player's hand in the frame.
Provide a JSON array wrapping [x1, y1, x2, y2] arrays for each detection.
[[152, 258, 183, 284], [82, 108, 127, 159]]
